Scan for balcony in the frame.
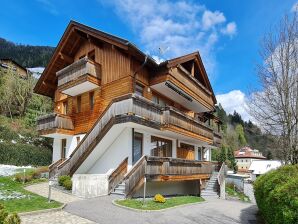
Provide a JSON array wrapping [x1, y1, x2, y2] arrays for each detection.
[[150, 66, 214, 112], [124, 156, 218, 197], [163, 107, 214, 144], [56, 57, 101, 96], [37, 113, 74, 137]]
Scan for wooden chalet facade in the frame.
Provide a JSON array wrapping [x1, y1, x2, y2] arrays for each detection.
[[35, 21, 224, 198]]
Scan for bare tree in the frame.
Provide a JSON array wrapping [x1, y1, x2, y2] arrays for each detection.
[[249, 12, 298, 164]]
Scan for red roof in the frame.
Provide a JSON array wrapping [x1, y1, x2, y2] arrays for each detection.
[[234, 147, 266, 159]]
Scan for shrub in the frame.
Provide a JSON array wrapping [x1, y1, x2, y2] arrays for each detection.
[[0, 142, 51, 166], [254, 164, 298, 224], [63, 179, 72, 191], [3, 213, 20, 224], [58, 175, 70, 186], [0, 209, 8, 224], [14, 173, 33, 183], [154, 194, 166, 203]]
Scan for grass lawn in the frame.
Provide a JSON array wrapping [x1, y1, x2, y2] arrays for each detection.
[[225, 185, 250, 202], [116, 196, 204, 210], [0, 176, 62, 213]]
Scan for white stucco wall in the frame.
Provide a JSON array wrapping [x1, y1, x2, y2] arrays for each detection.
[[88, 128, 133, 174], [51, 134, 86, 163]]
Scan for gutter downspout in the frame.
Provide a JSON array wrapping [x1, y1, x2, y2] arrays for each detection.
[[132, 55, 148, 93]]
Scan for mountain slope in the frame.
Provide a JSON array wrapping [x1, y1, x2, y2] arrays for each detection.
[[0, 38, 55, 68]]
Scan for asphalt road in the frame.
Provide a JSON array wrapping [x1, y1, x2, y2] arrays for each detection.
[[64, 195, 262, 224]]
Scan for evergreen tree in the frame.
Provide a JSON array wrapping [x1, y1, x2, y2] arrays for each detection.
[[217, 146, 227, 163], [227, 147, 237, 173]]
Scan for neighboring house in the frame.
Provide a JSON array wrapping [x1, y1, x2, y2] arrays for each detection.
[[0, 58, 27, 78], [248, 160, 282, 181], [234, 147, 266, 173], [34, 21, 223, 198]]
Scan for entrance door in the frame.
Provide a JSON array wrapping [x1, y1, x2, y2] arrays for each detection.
[[177, 143, 195, 160], [132, 131, 143, 164]]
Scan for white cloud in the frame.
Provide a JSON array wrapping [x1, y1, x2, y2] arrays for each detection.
[[291, 2, 298, 12], [221, 22, 237, 36], [36, 0, 58, 15], [99, 0, 237, 76], [216, 90, 251, 121], [202, 10, 226, 30]]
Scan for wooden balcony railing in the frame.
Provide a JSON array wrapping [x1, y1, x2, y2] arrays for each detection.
[[124, 156, 216, 197], [56, 57, 101, 87], [163, 107, 214, 141], [37, 113, 74, 131], [151, 66, 214, 110]]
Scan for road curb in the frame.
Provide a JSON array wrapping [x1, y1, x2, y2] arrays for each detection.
[[112, 198, 207, 212], [18, 204, 66, 216]]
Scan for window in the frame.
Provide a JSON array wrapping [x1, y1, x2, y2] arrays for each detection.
[[198, 147, 202, 160], [178, 143, 195, 160], [62, 101, 68, 115], [76, 136, 81, 145], [89, 92, 94, 110], [152, 94, 166, 107], [76, 95, 81, 113], [135, 83, 144, 96], [132, 131, 143, 164], [61, 139, 67, 159], [151, 136, 172, 157]]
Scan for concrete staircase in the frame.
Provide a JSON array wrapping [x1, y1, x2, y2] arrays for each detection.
[[110, 182, 125, 196], [201, 172, 219, 198]]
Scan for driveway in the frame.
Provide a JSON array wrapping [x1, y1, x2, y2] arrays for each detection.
[[64, 196, 262, 224]]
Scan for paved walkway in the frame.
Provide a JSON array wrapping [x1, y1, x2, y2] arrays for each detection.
[[65, 195, 262, 224], [21, 182, 93, 224], [21, 211, 95, 224], [25, 182, 81, 204]]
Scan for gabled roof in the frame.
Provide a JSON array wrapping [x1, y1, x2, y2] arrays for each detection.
[[0, 58, 27, 72], [34, 20, 216, 102], [160, 52, 216, 103]]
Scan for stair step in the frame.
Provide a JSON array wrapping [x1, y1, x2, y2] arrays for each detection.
[[111, 191, 125, 196], [201, 193, 218, 196], [115, 185, 125, 190]]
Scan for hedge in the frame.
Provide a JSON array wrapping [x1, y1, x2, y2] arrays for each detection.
[[254, 164, 298, 224], [0, 142, 51, 166]]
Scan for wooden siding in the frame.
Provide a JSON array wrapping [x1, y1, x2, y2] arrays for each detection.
[[46, 35, 219, 143]]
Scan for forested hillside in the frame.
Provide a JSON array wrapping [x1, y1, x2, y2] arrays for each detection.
[[215, 104, 274, 163], [0, 37, 54, 166], [0, 37, 54, 67]]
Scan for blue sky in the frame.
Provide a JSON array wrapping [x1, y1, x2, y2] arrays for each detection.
[[1, 0, 297, 120]]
